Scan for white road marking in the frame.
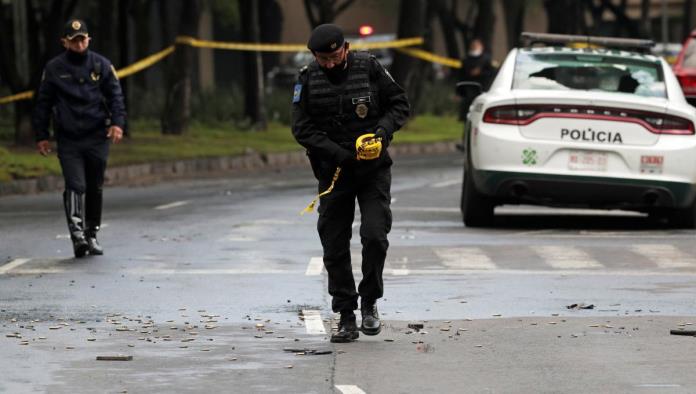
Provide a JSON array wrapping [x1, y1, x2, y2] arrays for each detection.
[[128, 268, 291, 275], [435, 247, 497, 269], [431, 179, 461, 188], [391, 269, 410, 276], [154, 200, 190, 210], [335, 385, 366, 394], [533, 246, 603, 269], [631, 244, 696, 269], [0, 258, 31, 274], [302, 310, 326, 335], [305, 257, 324, 276]]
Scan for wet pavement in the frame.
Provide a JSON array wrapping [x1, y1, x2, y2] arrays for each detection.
[[2, 153, 696, 393]]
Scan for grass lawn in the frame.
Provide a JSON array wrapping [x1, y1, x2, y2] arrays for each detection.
[[0, 115, 462, 182]]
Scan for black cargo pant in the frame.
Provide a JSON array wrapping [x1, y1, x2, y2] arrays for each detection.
[[56, 133, 110, 226], [315, 157, 393, 313]]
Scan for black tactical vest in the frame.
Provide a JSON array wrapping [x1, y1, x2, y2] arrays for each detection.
[[306, 51, 381, 146]]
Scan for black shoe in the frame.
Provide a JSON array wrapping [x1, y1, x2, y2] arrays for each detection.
[[360, 301, 381, 335], [85, 234, 103, 255], [330, 312, 359, 343], [72, 234, 89, 258]]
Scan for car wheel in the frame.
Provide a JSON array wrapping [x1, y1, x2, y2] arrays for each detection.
[[460, 170, 494, 227], [668, 198, 696, 229]]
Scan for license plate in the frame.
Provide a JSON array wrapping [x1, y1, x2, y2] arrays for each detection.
[[568, 150, 608, 172]]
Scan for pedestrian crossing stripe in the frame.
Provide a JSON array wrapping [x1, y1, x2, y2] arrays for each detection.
[[5, 243, 696, 275]]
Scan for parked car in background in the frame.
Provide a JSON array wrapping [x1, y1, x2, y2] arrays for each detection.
[[673, 30, 696, 106], [457, 33, 696, 228]]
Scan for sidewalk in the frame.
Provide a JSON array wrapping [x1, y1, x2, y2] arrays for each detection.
[[0, 141, 457, 197]]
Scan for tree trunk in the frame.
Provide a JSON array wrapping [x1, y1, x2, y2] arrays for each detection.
[[162, 0, 201, 135], [683, 0, 693, 42], [544, 0, 597, 34], [390, 0, 430, 115], [240, 0, 267, 130], [260, 0, 282, 75], [434, 0, 461, 61], [640, 0, 651, 38], [131, 0, 152, 90], [473, 0, 494, 50], [502, 0, 526, 51]]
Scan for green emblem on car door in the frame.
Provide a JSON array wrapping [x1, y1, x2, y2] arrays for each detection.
[[522, 148, 537, 166]]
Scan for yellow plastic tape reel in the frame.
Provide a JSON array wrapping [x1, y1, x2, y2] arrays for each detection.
[[355, 133, 382, 161]]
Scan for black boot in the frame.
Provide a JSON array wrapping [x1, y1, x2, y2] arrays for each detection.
[[330, 311, 359, 343], [63, 190, 89, 258], [85, 189, 103, 255], [360, 300, 381, 335]]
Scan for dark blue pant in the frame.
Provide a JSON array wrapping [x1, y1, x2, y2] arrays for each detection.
[[57, 135, 110, 230], [316, 160, 392, 313]]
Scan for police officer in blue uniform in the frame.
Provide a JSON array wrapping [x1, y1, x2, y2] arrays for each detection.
[[32, 19, 126, 258], [292, 24, 410, 342]]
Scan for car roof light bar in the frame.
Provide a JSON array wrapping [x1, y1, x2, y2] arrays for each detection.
[[520, 32, 654, 53]]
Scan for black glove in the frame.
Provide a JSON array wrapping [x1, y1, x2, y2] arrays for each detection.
[[374, 127, 391, 148]]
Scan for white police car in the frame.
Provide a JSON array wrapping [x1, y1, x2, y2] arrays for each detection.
[[458, 33, 696, 227]]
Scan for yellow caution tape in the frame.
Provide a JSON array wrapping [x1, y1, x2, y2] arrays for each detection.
[[301, 166, 341, 215], [395, 47, 462, 68], [0, 90, 34, 105], [116, 45, 175, 79], [175, 36, 423, 52], [0, 36, 428, 105]]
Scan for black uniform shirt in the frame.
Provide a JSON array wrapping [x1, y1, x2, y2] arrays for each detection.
[[32, 50, 126, 142], [292, 52, 410, 165]]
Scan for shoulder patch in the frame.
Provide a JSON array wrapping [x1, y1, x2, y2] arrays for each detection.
[[292, 83, 302, 103]]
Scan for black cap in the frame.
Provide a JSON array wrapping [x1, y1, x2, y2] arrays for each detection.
[[64, 19, 89, 39], [307, 24, 345, 53]]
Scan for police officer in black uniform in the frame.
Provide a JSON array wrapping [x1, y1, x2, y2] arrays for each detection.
[[32, 19, 126, 258], [292, 24, 410, 343]]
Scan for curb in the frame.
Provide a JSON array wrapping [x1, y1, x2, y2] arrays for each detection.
[[0, 141, 458, 197]]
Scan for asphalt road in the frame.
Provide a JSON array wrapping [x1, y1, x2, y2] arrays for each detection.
[[2, 153, 696, 393]]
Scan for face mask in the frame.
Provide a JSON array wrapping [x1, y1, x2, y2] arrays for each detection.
[[322, 59, 348, 79], [468, 49, 483, 57]]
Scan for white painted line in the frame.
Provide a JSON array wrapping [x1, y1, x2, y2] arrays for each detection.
[[335, 385, 366, 394], [305, 257, 324, 276], [390, 268, 410, 276], [11, 268, 65, 275], [431, 179, 461, 188], [434, 247, 497, 270], [0, 258, 31, 274], [533, 246, 603, 269], [631, 244, 696, 269], [635, 384, 681, 388], [302, 310, 326, 335], [379, 268, 696, 277], [154, 200, 190, 210], [128, 268, 292, 275]]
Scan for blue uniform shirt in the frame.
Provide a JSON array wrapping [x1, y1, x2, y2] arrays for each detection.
[[32, 50, 126, 142]]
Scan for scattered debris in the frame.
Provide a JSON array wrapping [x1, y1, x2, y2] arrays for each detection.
[[283, 347, 332, 355], [407, 323, 424, 331], [566, 303, 595, 310], [670, 329, 696, 336], [96, 355, 133, 361]]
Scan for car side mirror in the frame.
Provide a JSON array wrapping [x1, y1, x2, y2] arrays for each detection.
[[456, 81, 483, 97]]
